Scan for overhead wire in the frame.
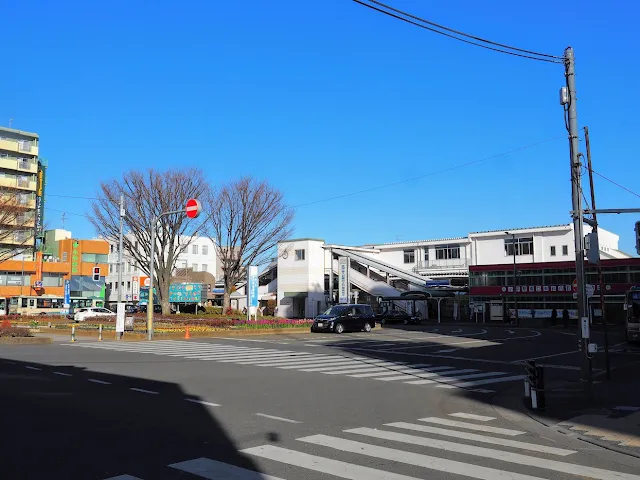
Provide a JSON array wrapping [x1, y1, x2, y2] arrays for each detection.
[[293, 135, 564, 208], [590, 169, 640, 200], [352, 0, 564, 64], [362, 0, 564, 59]]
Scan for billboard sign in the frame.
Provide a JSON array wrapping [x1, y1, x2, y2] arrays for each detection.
[[169, 283, 206, 303], [34, 164, 46, 248], [338, 257, 349, 304], [63, 279, 70, 308], [248, 265, 259, 308], [132, 276, 140, 301]]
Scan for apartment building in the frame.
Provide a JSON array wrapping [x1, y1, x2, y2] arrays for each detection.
[[0, 126, 45, 261]]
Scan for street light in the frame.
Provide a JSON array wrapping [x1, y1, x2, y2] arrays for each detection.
[[505, 231, 519, 327]]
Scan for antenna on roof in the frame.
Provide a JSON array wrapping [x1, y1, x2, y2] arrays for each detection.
[[8, 118, 13, 128]]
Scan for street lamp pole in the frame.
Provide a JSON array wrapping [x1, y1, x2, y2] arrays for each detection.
[[147, 208, 189, 341], [506, 232, 519, 326]]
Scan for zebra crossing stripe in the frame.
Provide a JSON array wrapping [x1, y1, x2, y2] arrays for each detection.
[[344, 427, 640, 480], [376, 366, 456, 381], [434, 371, 509, 383], [238, 355, 339, 366], [242, 444, 429, 480], [418, 417, 525, 436], [321, 362, 408, 375], [404, 369, 479, 385], [170, 457, 285, 479], [296, 435, 549, 480], [449, 413, 496, 421], [438, 375, 527, 389], [385, 422, 576, 456]]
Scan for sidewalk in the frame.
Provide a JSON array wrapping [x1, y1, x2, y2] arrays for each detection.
[[496, 361, 640, 457]]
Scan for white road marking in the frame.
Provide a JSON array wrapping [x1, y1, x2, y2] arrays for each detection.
[[348, 363, 433, 378], [435, 348, 459, 353], [53, 371, 73, 377], [297, 435, 548, 480], [376, 366, 457, 381], [435, 371, 508, 383], [510, 351, 577, 363], [507, 330, 515, 334], [170, 456, 285, 479], [244, 444, 439, 480], [439, 375, 527, 389], [88, 378, 111, 385], [418, 417, 525, 436], [321, 362, 407, 375], [405, 369, 479, 385], [346, 428, 640, 480], [255, 413, 302, 424], [449, 413, 496, 422], [25, 366, 41, 371], [300, 359, 394, 372], [129, 388, 158, 395], [104, 475, 144, 480], [558, 331, 577, 336], [185, 398, 220, 407], [386, 422, 576, 456], [248, 355, 340, 366]]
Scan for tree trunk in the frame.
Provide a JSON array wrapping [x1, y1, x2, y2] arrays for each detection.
[[223, 291, 231, 312], [157, 271, 172, 316]]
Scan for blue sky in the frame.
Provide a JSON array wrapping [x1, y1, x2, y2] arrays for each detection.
[[2, 0, 639, 253]]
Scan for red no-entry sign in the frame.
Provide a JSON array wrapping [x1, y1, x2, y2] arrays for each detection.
[[185, 198, 202, 219]]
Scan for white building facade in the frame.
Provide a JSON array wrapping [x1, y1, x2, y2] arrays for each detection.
[[270, 224, 631, 318]]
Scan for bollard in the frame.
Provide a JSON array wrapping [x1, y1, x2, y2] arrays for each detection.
[[524, 360, 537, 409], [98, 324, 103, 341], [536, 365, 546, 410], [71, 325, 76, 342], [185, 326, 191, 340]]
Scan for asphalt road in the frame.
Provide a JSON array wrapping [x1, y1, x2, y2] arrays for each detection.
[[2, 326, 639, 479]]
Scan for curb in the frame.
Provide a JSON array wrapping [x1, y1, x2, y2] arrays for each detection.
[[0, 336, 53, 345]]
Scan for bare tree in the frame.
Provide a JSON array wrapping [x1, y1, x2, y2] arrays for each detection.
[[90, 168, 207, 315], [0, 187, 36, 262], [204, 177, 294, 310]]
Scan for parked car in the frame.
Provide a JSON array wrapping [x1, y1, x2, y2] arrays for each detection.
[[74, 307, 116, 322], [311, 304, 376, 334], [139, 304, 162, 313]]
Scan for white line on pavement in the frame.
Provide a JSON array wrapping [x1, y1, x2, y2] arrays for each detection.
[[449, 413, 496, 422], [170, 456, 285, 480], [345, 428, 640, 480], [386, 422, 576, 456], [53, 372, 73, 377], [439, 374, 527, 389], [295, 435, 548, 480], [25, 366, 41, 370], [88, 378, 111, 385], [255, 413, 302, 424], [510, 350, 577, 363], [404, 369, 479, 385], [185, 398, 220, 407], [129, 388, 159, 395], [418, 417, 525, 436]]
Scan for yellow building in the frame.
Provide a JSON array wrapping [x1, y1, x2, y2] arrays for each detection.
[[0, 126, 44, 261]]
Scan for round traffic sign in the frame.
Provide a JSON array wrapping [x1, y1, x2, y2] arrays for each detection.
[[185, 198, 202, 219], [572, 279, 578, 293]]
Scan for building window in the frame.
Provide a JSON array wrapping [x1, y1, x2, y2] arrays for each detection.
[[562, 245, 569, 256], [192, 245, 199, 254], [424, 249, 429, 261], [295, 249, 305, 261], [435, 245, 461, 260], [110, 244, 114, 253], [504, 237, 533, 256], [192, 264, 198, 272], [62, 252, 68, 262], [202, 245, 208, 256], [201, 264, 207, 272], [403, 249, 415, 263], [550, 246, 556, 256]]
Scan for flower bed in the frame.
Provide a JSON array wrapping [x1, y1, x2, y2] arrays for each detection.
[[4, 315, 313, 334], [0, 326, 32, 338]]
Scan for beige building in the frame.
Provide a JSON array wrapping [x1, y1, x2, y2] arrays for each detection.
[[0, 126, 44, 261]]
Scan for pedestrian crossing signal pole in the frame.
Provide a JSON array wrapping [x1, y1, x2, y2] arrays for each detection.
[[561, 47, 591, 387]]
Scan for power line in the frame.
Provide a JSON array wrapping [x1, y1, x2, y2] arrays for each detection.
[[353, 0, 564, 64], [293, 135, 564, 208], [44, 207, 90, 219], [362, 0, 563, 59], [46, 193, 99, 200], [591, 169, 640, 200]]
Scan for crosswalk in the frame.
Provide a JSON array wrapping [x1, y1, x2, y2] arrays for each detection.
[[65, 340, 524, 393], [105, 411, 640, 479]]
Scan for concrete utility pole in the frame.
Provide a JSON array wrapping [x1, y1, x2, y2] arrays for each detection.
[[563, 47, 590, 385], [117, 194, 125, 340]]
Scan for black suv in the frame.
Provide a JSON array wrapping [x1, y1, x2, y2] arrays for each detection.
[[311, 304, 376, 334]]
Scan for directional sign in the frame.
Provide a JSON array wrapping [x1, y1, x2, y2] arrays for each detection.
[[185, 198, 202, 219], [586, 284, 595, 297]]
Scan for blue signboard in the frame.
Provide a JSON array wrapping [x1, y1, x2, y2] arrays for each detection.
[[169, 283, 206, 303], [426, 280, 450, 287], [63, 280, 70, 308], [248, 266, 259, 308]]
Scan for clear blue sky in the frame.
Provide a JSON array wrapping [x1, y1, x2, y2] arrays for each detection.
[[2, 0, 639, 253]]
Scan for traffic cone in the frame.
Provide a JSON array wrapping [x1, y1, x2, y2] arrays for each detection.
[[185, 326, 191, 339]]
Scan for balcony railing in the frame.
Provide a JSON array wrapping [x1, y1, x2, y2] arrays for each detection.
[[413, 258, 471, 271]]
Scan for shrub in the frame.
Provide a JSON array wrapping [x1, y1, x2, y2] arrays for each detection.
[[0, 327, 32, 338], [1, 320, 11, 328], [265, 299, 276, 316]]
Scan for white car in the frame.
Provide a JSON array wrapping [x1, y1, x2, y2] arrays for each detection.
[[74, 307, 116, 322]]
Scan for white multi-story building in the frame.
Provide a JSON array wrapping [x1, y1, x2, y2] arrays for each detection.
[[104, 234, 219, 305], [271, 224, 631, 318]]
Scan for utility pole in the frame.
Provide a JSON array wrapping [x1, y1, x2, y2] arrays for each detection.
[[505, 232, 519, 326], [563, 46, 590, 386], [584, 126, 611, 380], [117, 194, 125, 340]]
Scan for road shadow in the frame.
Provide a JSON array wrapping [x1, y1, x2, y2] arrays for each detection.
[[0, 354, 274, 479]]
